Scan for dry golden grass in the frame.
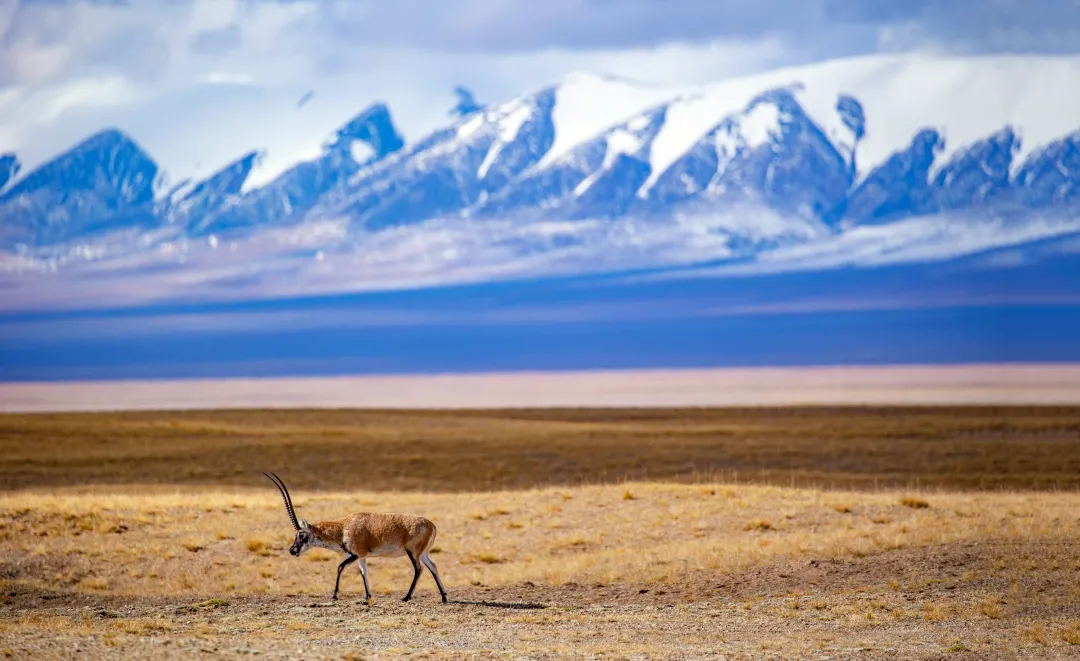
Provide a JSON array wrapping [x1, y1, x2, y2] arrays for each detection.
[[1, 481, 1078, 597], [2, 499, 1079, 660], [1, 406, 1079, 492], [2, 406, 1080, 659]]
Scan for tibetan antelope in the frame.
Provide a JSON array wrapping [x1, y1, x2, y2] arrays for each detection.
[[263, 472, 448, 604]]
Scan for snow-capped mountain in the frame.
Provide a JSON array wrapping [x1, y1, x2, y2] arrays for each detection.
[[175, 102, 405, 236], [0, 129, 160, 246], [308, 88, 563, 231], [1, 53, 1080, 310], [0, 154, 19, 192]]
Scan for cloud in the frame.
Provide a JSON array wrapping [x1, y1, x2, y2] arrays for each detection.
[[0, 0, 790, 181], [1, 0, 1078, 186], [5, 0, 1078, 88], [0, 0, 800, 88], [188, 24, 243, 57], [858, 0, 1080, 54]]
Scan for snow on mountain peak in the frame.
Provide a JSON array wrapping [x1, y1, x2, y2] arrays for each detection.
[[736, 100, 783, 147], [536, 71, 680, 170], [636, 79, 809, 197], [480, 107, 531, 178], [635, 53, 1080, 194], [573, 114, 657, 198], [4, 51, 1080, 291], [0, 153, 20, 193]]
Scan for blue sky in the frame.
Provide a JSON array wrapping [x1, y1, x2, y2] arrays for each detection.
[[2, 0, 1079, 181]]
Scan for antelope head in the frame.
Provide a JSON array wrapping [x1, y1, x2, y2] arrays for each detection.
[[264, 472, 314, 556]]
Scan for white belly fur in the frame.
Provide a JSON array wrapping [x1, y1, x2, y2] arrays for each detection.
[[365, 545, 406, 558]]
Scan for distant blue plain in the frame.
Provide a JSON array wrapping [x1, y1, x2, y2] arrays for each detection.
[[3, 256, 1077, 381]]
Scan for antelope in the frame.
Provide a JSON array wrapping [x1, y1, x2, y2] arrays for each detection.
[[263, 472, 448, 604]]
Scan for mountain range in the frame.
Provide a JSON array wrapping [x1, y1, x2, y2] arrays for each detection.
[[1, 53, 1079, 311]]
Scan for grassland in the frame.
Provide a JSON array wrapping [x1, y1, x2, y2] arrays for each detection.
[[2, 406, 1080, 492], [1, 406, 1080, 660]]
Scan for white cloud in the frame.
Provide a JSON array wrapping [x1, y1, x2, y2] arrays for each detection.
[[0, 27, 786, 184], [36, 75, 139, 121], [196, 72, 256, 86]]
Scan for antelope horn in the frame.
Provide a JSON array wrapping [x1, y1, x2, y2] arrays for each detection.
[[264, 472, 300, 531]]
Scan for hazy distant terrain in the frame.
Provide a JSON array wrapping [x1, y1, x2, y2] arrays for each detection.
[[2, 364, 1078, 413]]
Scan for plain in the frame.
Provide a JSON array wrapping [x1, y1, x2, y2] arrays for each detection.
[[1, 406, 1079, 660]]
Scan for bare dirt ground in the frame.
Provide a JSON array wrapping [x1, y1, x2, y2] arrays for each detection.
[[5, 537, 1080, 661], [2, 407, 1080, 659]]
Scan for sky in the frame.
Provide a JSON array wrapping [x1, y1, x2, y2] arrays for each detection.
[[1, 0, 1079, 186]]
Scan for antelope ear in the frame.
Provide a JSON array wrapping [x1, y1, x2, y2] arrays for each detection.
[[300, 519, 310, 530]]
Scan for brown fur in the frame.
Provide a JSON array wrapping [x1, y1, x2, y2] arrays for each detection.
[[297, 512, 445, 603], [305, 513, 437, 557], [338, 513, 437, 557], [307, 519, 345, 547]]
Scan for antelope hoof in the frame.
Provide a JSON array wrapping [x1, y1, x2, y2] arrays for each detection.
[[330, 595, 338, 602], [365, 597, 374, 606], [441, 595, 448, 604], [402, 596, 411, 603]]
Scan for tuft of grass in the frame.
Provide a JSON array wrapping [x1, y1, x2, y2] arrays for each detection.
[[622, 490, 635, 501], [923, 602, 951, 622], [468, 552, 506, 565], [304, 549, 333, 563], [978, 595, 1005, 619], [1058, 621, 1080, 645], [244, 538, 272, 556], [943, 640, 968, 653], [1019, 623, 1048, 645], [744, 519, 774, 532], [552, 536, 591, 551], [113, 618, 173, 636], [81, 577, 109, 591], [900, 497, 930, 509]]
